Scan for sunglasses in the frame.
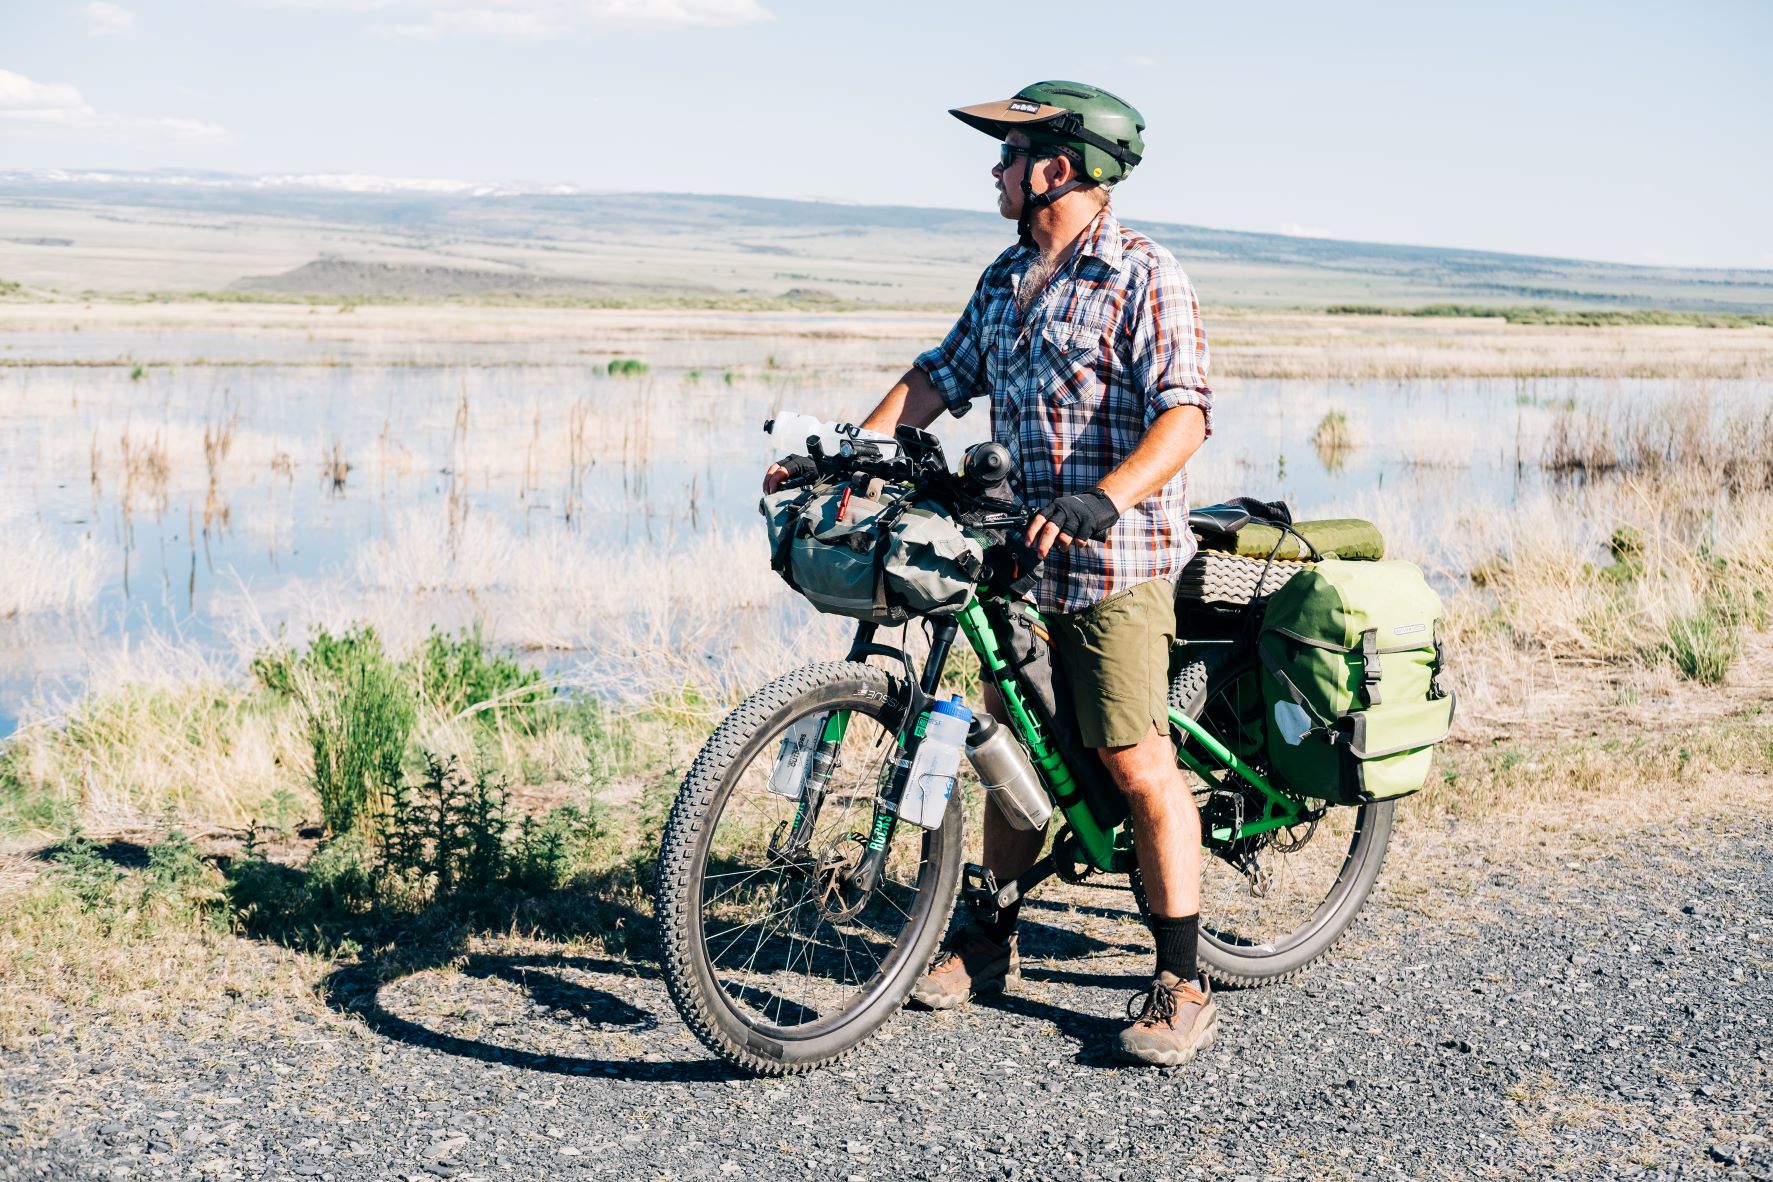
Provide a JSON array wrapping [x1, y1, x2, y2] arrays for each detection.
[[997, 143, 1041, 170]]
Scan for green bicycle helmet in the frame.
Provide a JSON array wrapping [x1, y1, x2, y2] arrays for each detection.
[[950, 81, 1146, 246], [951, 80, 1146, 184]]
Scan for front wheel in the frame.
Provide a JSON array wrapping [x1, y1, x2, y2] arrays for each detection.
[[655, 661, 963, 1075], [1170, 651, 1395, 987]]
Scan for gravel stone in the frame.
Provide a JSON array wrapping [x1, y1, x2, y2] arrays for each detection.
[[3, 812, 1768, 1181]]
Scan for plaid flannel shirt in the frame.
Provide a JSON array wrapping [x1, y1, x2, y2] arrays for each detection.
[[915, 209, 1213, 613]]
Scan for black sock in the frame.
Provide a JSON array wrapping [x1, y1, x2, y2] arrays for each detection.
[[1150, 913, 1199, 982], [977, 899, 1021, 943]]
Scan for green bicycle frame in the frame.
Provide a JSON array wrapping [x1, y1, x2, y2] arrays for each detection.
[[953, 597, 1305, 872], [827, 592, 1306, 890]]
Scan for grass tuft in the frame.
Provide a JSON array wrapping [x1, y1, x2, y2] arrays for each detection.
[[1664, 608, 1739, 685]]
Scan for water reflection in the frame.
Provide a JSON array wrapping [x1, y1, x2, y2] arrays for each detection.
[[0, 328, 1764, 737]]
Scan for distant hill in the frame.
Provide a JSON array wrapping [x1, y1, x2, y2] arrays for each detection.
[[2, 169, 1769, 312]]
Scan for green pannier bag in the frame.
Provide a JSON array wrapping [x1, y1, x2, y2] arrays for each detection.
[[1257, 559, 1455, 804], [761, 481, 984, 625]]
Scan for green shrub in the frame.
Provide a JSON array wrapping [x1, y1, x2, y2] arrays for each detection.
[[304, 833, 377, 913], [606, 358, 648, 377], [413, 623, 549, 730], [47, 831, 125, 913], [510, 804, 604, 893], [254, 625, 415, 836], [381, 754, 508, 899], [140, 828, 228, 928], [1312, 409, 1354, 471]]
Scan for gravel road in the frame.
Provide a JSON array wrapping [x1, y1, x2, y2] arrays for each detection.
[[3, 804, 1768, 1182]]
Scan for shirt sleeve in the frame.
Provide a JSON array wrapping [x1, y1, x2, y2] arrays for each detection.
[[1126, 258, 1212, 436], [913, 272, 992, 418]]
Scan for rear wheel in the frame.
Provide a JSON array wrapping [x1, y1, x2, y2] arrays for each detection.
[[655, 661, 963, 1075], [1170, 650, 1394, 987]]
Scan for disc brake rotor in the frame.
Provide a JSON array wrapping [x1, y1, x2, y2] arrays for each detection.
[[813, 833, 873, 921]]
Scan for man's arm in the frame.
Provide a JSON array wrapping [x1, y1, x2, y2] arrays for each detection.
[[859, 366, 946, 435], [762, 366, 948, 493], [1026, 403, 1207, 557], [1098, 403, 1208, 513]]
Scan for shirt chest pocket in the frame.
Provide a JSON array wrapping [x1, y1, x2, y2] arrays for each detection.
[[1036, 316, 1111, 408]]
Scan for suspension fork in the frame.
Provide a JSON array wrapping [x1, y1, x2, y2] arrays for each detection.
[[844, 618, 956, 894], [779, 623, 885, 854]]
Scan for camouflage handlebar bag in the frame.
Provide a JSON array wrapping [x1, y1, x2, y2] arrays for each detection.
[[761, 481, 984, 625]]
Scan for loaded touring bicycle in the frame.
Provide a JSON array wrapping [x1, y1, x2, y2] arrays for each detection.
[[655, 424, 1453, 1075]]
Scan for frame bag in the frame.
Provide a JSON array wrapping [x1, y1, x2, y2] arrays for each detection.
[[1257, 559, 1455, 804], [761, 482, 984, 625]]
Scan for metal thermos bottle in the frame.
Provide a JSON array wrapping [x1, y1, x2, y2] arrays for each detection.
[[965, 716, 1052, 832]]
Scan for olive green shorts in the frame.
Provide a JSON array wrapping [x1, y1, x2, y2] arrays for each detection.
[[1045, 577, 1178, 750]]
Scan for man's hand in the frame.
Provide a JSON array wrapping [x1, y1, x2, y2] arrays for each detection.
[[762, 454, 817, 494], [1026, 488, 1121, 558]]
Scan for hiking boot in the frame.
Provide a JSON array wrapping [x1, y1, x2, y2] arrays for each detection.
[[1114, 972, 1219, 1066], [909, 923, 1019, 1010]]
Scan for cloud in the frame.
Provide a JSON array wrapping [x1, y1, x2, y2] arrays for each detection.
[[82, 2, 137, 36], [1279, 222, 1334, 239], [0, 69, 228, 142], [270, 0, 772, 40]]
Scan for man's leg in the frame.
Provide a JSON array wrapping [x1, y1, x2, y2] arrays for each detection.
[[1043, 578, 1218, 1064], [1098, 724, 1200, 918], [1100, 727, 1218, 1065], [910, 683, 1046, 1009]]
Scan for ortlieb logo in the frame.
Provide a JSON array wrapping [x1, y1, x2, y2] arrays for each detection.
[[1394, 623, 1428, 636]]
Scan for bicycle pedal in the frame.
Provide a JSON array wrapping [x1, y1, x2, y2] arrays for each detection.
[[961, 862, 1001, 915]]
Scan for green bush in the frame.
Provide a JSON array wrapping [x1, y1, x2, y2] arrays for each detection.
[[413, 623, 549, 730], [140, 828, 228, 928], [606, 358, 649, 377], [253, 625, 415, 836], [47, 831, 125, 914]]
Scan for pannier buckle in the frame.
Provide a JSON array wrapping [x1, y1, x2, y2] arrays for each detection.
[[1360, 630, 1383, 707]]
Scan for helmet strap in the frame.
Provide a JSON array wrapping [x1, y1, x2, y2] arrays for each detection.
[[1016, 160, 1038, 250], [1016, 151, 1084, 251]]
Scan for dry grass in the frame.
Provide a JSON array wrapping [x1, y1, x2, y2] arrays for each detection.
[[1544, 389, 1773, 491], [5, 301, 1773, 380], [1, 531, 106, 620], [1210, 309, 1773, 380]]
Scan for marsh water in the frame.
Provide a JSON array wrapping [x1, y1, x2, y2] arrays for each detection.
[[0, 313, 1760, 737]]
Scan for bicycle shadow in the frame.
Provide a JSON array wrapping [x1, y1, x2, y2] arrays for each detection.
[[320, 952, 739, 1083]]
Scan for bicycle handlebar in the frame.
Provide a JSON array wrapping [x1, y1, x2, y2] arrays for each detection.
[[779, 427, 1042, 596]]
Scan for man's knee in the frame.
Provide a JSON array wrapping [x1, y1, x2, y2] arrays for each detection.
[[1098, 727, 1180, 800]]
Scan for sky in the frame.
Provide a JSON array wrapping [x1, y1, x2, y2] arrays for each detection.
[[2, 0, 1769, 269]]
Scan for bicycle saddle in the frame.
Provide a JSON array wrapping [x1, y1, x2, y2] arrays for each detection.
[[1187, 503, 1252, 537]]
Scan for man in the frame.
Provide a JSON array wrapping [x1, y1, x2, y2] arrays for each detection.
[[764, 81, 1215, 1065]]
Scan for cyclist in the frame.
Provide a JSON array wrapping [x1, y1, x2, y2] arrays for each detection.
[[764, 81, 1215, 1066]]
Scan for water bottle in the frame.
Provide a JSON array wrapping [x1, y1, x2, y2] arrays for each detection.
[[892, 696, 972, 830], [966, 716, 1052, 832], [768, 714, 825, 799], [764, 412, 892, 457]]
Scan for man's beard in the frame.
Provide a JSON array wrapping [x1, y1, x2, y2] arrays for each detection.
[[1015, 250, 1062, 317]]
